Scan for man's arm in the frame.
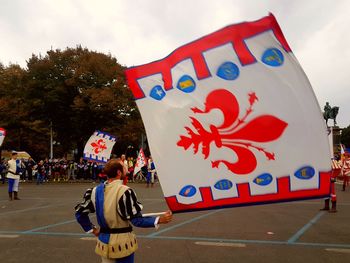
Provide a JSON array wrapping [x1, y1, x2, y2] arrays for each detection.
[[118, 188, 172, 228], [75, 188, 96, 233]]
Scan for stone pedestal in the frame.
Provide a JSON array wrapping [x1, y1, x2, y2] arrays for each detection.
[[331, 126, 342, 158]]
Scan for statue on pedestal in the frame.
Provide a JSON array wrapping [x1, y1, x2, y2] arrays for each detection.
[[323, 102, 339, 127]]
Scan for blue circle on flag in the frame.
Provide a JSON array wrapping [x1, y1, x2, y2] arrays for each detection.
[[179, 185, 197, 197], [214, 179, 233, 190], [216, 62, 240, 80], [261, 48, 284, 67], [149, 85, 166, 101], [177, 75, 196, 93], [294, 166, 315, 180], [253, 173, 273, 186]]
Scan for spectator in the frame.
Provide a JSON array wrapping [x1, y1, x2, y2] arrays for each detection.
[[26, 157, 36, 181], [146, 156, 156, 188], [83, 161, 90, 180], [20, 158, 26, 181], [77, 158, 84, 180], [44, 159, 51, 181], [53, 161, 61, 182], [36, 160, 45, 185], [61, 159, 68, 181], [67, 160, 76, 181], [0, 158, 6, 184], [92, 162, 98, 181], [127, 157, 135, 182]]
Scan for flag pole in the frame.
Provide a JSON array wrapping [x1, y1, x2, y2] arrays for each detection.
[[142, 212, 166, 217]]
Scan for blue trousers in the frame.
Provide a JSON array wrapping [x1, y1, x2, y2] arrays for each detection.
[[102, 253, 134, 263], [117, 253, 134, 263], [8, 178, 15, 192], [36, 173, 43, 184]]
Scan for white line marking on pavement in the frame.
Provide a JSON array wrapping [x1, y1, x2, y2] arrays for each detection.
[[0, 234, 19, 238], [80, 237, 96, 241], [325, 248, 350, 254], [195, 241, 246, 248]]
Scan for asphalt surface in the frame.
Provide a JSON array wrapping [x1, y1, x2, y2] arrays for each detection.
[[0, 181, 349, 263]]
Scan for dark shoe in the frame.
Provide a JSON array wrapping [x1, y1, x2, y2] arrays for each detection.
[[329, 201, 337, 213], [14, 192, 21, 200], [8, 192, 13, 201], [320, 207, 330, 211], [320, 199, 330, 211]]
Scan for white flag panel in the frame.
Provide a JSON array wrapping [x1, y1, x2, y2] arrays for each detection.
[[126, 14, 331, 212], [83, 131, 116, 163]]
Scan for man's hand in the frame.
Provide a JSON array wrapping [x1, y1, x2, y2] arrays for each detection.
[[92, 227, 100, 237], [158, 210, 173, 224]]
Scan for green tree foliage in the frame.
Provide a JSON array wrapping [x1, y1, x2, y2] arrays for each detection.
[[0, 64, 38, 151], [341, 125, 350, 148], [0, 46, 145, 160]]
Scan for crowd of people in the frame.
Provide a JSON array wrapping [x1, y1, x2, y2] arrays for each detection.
[[0, 153, 157, 186]]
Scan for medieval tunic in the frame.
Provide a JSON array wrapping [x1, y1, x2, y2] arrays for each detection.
[[6, 159, 20, 192], [6, 159, 20, 180], [75, 180, 158, 259]]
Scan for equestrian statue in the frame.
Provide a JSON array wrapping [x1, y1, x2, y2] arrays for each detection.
[[323, 102, 339, 127]]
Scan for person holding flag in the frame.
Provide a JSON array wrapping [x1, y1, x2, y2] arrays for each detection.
[[6, 151, 22, 201], [75, 158, 172, 263]]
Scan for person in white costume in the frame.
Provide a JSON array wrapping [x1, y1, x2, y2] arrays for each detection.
[[6, 152, 21, 201]]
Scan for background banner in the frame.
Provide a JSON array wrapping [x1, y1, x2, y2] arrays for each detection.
[[83, 130, 116, 163], [0, 128, 5, 147]]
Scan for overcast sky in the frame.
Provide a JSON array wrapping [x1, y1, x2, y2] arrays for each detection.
[[0, 0, 349, 127]]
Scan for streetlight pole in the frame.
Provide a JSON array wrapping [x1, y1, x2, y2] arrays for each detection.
[[50, 121, 53, 159]]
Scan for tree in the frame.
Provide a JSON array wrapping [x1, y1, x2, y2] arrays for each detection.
[[0, 64, 35, 151], [341, 125, 350, 148], [0, 46, 146, 160]]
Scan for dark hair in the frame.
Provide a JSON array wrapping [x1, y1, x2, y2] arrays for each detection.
[[103, 159, 124, 178]]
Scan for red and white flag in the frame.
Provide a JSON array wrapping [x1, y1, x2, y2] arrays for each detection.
[[0, 128, 6, 147], [83, 131, 116, 163], [125, 14, 331, 213], [340, 143, 346, 160], [134, 148, 146, 176], [341, 144, 346, 155]]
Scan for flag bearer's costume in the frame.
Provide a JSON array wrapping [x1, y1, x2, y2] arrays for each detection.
[[6, 152, 21, 201], [75, 179, 159, 262]]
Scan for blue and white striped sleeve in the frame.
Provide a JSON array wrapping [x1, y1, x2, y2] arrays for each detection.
[[118, 188, 143, 220], [117, 188, 158, 228], [75, 188, 96, 233]]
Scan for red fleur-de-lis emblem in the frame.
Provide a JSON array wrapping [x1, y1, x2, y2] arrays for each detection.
[[91, 139, 107, 154], [177, 89, 288, 175]]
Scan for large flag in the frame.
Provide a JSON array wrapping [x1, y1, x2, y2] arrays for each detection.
[[0, 128, 6, 147], [133, 148, 147, 176], [125, 14, 331, 213], [83, 131, 116, 163]]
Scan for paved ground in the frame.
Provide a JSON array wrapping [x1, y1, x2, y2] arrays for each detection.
[[0, 181, 349, 263]]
